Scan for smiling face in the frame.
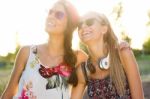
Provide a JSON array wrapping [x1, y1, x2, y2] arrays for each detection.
[[45, 3, 68, 35], [78, 12, 108, 44]]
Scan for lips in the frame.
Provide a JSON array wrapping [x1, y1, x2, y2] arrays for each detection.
[[81, 31, 92, 38], [47, 21, 56, 27]]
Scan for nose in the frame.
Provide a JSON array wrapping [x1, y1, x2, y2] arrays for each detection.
[[48, 13, 54, 18]]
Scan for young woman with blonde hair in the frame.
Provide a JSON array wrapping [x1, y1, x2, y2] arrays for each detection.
[[71, 11, 144, 99]]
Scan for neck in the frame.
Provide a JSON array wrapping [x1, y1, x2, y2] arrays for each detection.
[[46, 34, 64, 56], [88, 39, 107, 62]]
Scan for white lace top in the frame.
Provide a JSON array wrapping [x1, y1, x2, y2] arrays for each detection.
[[13, 46, 70, 99]]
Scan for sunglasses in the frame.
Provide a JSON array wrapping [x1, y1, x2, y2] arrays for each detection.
[[49, 9, 65, 20], [78, 18, 100, 29]]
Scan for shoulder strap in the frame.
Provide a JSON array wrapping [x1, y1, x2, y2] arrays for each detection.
[[81, 62, 88, 84], [22, 45, 37, 70], [31, 45, 37, 54]]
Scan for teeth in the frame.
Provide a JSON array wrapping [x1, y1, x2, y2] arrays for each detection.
[[48, 21, 55, 27], [82, 32, 91, 38], [82, 32, 91, 35]]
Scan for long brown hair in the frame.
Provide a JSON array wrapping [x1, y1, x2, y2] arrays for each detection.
[[95, 12, 126, 96], [57, 0, 79, 69]]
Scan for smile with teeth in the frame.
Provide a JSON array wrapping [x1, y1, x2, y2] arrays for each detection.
[[82, 32, 92, 38], [48, 21, 56, 27]]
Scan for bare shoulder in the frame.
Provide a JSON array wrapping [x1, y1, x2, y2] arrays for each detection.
[[17, 46, 30, 60], [74, 49, 88, 66], [14, 46, 31, 69], [19, 46, 30, 54], [118, 41, 138, 71]]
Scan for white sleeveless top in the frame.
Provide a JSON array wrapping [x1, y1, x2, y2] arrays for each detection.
[[13, 46, 70, 99]]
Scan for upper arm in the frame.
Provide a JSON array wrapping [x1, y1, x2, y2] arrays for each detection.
[[1, 46, 30, 99], [118, 44, 144, 99], [75, 50, 88, 66], [71, 65, 87, 99]]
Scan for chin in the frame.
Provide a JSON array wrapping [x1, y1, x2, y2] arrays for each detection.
[[82, 37, 92, 42], [82, 40, 91, 45], [45, 27, 54, 33]]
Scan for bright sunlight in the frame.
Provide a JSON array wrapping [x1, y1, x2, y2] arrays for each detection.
[[0, 0, 150, 56]]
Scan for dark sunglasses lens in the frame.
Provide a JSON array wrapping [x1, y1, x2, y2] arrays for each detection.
[[78, 18, 96, 29], [55, 11, 65, 19], [86, 19, 95, 26]]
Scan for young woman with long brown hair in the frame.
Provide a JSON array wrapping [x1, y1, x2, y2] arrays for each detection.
[[1, 0, 87, 99]]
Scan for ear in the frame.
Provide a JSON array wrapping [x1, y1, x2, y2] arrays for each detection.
[[101, 25, 108, 34]]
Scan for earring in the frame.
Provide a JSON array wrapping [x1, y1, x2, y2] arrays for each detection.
[[98, 54, 109, 70]]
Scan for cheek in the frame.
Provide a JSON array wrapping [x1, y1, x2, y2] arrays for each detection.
[[57, 19, 67, 32], [95, 26, 103, 36], [78, 30, 82, 39], [62, 21, 67, 31]]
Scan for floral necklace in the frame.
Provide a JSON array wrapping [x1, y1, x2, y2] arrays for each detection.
[[32, 46, 73, 89]]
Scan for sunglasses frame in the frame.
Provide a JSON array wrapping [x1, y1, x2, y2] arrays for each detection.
[[78, 18, 100, 29], [49, 9, 66, 20]]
